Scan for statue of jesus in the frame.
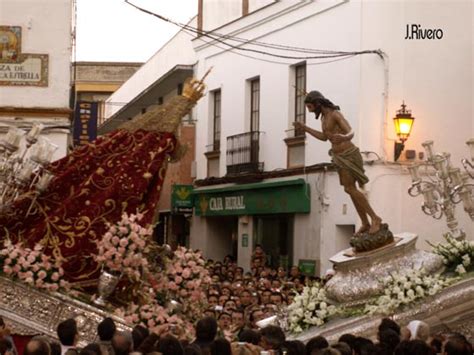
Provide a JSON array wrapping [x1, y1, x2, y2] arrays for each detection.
[[294, 91, 382, 236]]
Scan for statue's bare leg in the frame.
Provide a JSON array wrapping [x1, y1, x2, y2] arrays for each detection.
[[340, 169, 382, 235], [340, 170, 370, 235]]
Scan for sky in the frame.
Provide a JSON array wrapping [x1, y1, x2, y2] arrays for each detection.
[[75, 0, 198, 63]]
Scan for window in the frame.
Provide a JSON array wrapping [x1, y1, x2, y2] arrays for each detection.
[[250, 78, 260, 132], [158, 97, 163, 105], [294, 63, 306, 136], [212, 89, 221, 151], [177, 83, 183, 95]]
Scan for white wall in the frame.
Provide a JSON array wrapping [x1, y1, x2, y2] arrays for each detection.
[[105, 18, 198, 119], [191, 0, 473, 264], [0, 0, 72, 108]]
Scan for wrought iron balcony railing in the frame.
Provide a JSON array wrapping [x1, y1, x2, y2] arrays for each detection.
[[226, 131, 263, 175]]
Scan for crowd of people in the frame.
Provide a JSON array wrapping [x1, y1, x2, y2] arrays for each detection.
[[1, 314, 472, 355], [0, 245, 472, 354]]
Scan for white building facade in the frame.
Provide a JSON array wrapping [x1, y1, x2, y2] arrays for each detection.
[[190, 0, 473, 274], [0, 0, 74, 158]]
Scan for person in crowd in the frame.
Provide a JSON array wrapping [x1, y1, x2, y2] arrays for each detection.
[[306, 336, 329, 354], [24, 338, 51, 355], [210, 338, 231, 355], [131, 325, 149, 352], [331, 342, 352, 355], [193, 317, 217, 353], [79, 343, 101, 355], [157, 334, 184, 355], [57, 319, 79, 355], [259, 325, 285, 352], [248, 308, 265, 330], [111, 331, 133, 355], [97, 317, 116, 355], [0, 317, 17, 355], [406, 320, 430, 342], [442, 333, 473, 355]]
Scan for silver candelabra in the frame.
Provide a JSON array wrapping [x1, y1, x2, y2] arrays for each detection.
[[407, 139, 474, 240], [0, 124, 57, 216]]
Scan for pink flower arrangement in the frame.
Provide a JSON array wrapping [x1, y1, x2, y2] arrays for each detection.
[[0, 239, 69, 292], [158, 247, 211, 323], [93, 212, 152, 282], [116, 301, 193, 339]]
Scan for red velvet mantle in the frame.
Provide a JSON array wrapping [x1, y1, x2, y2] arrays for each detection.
[[0, 129, 176, 285]]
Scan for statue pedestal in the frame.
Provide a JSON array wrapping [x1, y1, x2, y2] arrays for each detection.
[[325, 233, 444, 305]]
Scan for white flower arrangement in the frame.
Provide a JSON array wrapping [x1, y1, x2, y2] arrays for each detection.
[[429, 233, 474, 275], [287, 282, 337, 333], [364, 268, 455, 315]]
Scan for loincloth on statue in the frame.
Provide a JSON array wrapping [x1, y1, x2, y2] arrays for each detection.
[[329, 146, 369, 187]]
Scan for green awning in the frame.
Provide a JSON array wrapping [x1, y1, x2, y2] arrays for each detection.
[[193, 179, 310, 216]]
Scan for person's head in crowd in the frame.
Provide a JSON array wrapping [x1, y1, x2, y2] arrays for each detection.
[[260, 289, 272, 304], [306, 336, 329, 354], [378, 317, 401, 335], [223, 255, 233, 265], [211, 275, 220, 283], [271, 279, 282, 290], [253, 244, 264, 257], [210, 338, 231, 355], [79, 343, 102, 355], [112, 331, 133, 355], [137, 333, 159, 354], [252, 257, 263, 268], [131, 325, 149, 351], [352, 337, 374, 355], [49, 342, 61, 355], [428, 334, 444, 354], [223, 299, 236, 313], [260, 325, 285, 351], [277, 267, 287, 279], [204, 308, 216, 319], [286, 291, 297, 305], [195, 317, 218, 344], [407, 320, 430, 342], [226, 271, 235, 281], [97, 317, 116, 342], [289, 266, 300, 278], [231, 309, 245, 330], [249, 308, 264, 329], [218, 295, 229, 306], [217, 311, 232, 330], [331, 342, 352, 355], [404, 339, 434, 355], [158, 334, 184, 355], [378, 328, 401, 352], [238, 329, 261, 345], [221, 287, 232, 297], [281, 340, 306, 355], [235, 267, 244, 277], [0, 339, 10, 355], [24, 338, 51, 355], [443, 333, 473, 355], [270, 292, 284, 306], [239, 290, 253, 307], [338, 333, 357, 352], [207, 295, 219, 309], [57, 318, 78, 347]]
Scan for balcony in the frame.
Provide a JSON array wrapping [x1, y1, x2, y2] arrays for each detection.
[[226, 131, 264, 175]]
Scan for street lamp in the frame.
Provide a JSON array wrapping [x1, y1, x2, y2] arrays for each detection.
[[393, 102, 415, 161]]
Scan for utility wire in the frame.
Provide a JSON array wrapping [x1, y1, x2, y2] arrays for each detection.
[[124, 0, 382, 61]]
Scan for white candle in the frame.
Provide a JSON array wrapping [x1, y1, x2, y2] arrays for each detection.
[[26, 123, 44, 141], [422, 140, 435, 161]]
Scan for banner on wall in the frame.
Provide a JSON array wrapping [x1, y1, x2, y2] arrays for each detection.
[[73, 101, 98, 146]]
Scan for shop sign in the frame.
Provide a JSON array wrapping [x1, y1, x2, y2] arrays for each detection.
[[299, 259, 317, 276], [171, 184, 194, 213], [194, 179, 310, 216], [241, 234, 249, 247], [0, 26, 48, 87]]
